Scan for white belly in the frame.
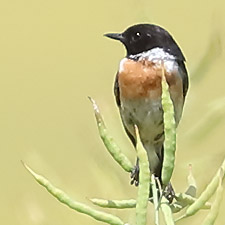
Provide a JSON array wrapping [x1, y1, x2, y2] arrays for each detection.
[[120, 97, 164, 146]]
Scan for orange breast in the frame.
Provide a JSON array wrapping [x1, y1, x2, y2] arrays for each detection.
[[118, 58, 182, 101]]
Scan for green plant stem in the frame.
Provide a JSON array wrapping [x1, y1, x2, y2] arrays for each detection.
[[161, 66, 176, 187], [151, 174, 159, 225], [175, 193, 211, 209], [185, 164, 197, 197], [202, 169, 224, 225], [90, 193, 211, 213], [170, 203, 184, 213], [171, 194, 211, 214], [90, 198, 136, 209], [161, 197, 175, 225], [22, 162, 125, 225], [89, 97, 133, 173], [176, 158, 225, 221], [135, 126, 150, 225]]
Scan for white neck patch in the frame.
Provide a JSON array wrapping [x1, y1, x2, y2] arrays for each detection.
[[129, 48, 175, 61], [128, 48, 177, 73]]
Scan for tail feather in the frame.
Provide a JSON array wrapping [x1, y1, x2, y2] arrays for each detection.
[[144, 143, 164, 181]]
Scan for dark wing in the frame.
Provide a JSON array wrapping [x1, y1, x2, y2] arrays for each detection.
[[114, 72, 121, 107], [114, 72, 136, 147], [177, 60, 189, 99]]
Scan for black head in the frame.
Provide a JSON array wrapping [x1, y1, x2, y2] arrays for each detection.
[[104, 24, 185, 61]]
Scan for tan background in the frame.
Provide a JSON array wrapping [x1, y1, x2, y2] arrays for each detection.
[[0, 0, 225, 224]]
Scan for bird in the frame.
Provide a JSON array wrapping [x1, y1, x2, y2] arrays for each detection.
[[104, 24, 188, 201]]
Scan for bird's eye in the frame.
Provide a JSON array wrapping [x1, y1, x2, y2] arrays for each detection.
[[136, 32, 141, 37], [131, 32, 141, 42]]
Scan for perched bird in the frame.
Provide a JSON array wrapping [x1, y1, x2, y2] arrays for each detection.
[[104, 24, 188, 200]]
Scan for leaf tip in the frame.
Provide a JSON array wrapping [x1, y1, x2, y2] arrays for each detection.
[[88, 96, 100, 114], [21, 161, 36, 178]]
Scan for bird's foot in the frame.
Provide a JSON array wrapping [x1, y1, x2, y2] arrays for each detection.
[[130, 164, 139, 186], [163, 182, 175, 203]]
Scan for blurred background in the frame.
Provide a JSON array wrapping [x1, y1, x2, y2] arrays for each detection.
[[0, 0, 225, 224]]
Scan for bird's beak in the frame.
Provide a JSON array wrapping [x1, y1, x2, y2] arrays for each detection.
[[104, 33, 124, 41]]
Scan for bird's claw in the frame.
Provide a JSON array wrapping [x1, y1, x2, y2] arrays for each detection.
[[163, 182, 175, 203], [130, 164, 139, 186]]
